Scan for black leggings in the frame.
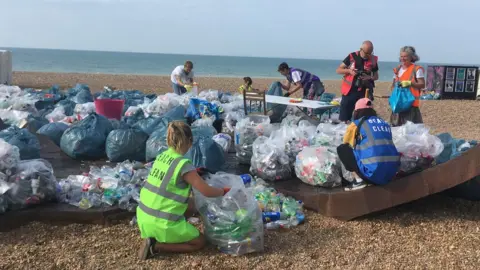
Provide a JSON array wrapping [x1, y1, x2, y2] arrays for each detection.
[[336, 143, 369, 182]]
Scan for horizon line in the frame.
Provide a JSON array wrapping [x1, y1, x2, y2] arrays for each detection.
[[3, 46, 478, 66]]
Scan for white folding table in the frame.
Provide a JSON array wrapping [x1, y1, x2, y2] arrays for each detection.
[[265, 94, 338, 112]]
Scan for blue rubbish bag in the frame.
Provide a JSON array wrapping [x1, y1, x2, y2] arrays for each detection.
[[106, 128, 148, 162], [164, 106, 186, 121], [27, 115, 49, 133], [436, 133, 478, 164], [267, 82, 287, 123], [133, 117, 170, 136], [145, 129, 169, 162], [186, 98, 220, 121], [56, 100, 77, 116], [185, 134, 225, 172], [389, 85, 415, 113], [37, 122, 69, 146], [68, 84, 94, 104], [60, 113, 113, 159], [0, 126, 41, 160]]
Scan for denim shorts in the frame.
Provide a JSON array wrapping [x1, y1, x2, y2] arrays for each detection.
[[172, 83, 187, 95]]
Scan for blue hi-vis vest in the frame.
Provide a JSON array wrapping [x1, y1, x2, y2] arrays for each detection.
[[353, 116, 400, 185]]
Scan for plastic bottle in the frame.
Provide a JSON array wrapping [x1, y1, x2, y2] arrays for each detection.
[[240, 174, 252, 186], [192, 82, 199, 96], [262, 211, 285, 223]]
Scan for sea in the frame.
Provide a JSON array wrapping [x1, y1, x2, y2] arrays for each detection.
[[4, 47, 437, 82]]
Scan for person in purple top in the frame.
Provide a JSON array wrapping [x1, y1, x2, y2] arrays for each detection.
[[277, 62, 325, 101]]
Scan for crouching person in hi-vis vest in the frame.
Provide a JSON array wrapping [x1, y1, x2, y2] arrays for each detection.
[[337, 98, 400, 191], [137, 121, 229, 260]]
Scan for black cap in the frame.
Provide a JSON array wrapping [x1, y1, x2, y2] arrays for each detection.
[[278, 62, 289, 71]]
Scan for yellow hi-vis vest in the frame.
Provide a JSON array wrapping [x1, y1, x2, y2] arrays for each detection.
[[137, 148, 191, 225]]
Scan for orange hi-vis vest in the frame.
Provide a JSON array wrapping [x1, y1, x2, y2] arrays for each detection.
[[393, 64, 423, 107], [341, 51, 378, 96]]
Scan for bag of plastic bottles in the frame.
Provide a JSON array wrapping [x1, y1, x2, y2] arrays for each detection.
[[37, 122, 70, 146], [106, 128, 149, 162], [311, 123, 347, 147], [186, 98, 221, 121], [194, 172, 264, 256], [250, 136, 291, 181], [295, 146, 342, 187], [234, 115, 273, 164], [4, 159, 57, 210], [60, 113, 113, 159], [213, 133, 232, 153], [0, 138, 20, 171], [392, 122, 444, 159], [144, 94, 181, 117], [0, 126, 41, 160]]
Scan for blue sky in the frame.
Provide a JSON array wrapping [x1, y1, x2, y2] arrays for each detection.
[[1, 0, 478, 64]]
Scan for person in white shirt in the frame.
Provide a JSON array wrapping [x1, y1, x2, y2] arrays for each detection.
[[171, 61, 194, 95]]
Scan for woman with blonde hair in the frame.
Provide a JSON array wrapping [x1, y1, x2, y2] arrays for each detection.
[[390, 46, 425, 126], [137, 121, 230, 260]]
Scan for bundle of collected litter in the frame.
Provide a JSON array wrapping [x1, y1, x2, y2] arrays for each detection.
[[56, 161, 151, 210], [0, 149, 58, 214], [295, 146, 342, 187], [234, 115, 273, 164], [250, 136, 291, 181], [194, 172, 264, 256], [392, 122, 444, 173], [250, 177, 305, 230], [436, 133, 478, 164]]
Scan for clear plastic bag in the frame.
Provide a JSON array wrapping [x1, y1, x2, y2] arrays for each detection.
[[311, 123, 348, 147], [192, 117, 214, 128], [213, 133, 232, 153], [250, 136, 291, 181], [144, 94, 180, 117], [295, 146, 342, 187], [392, 121, 444, 158], [5, 159, 57, 210], [0, 109, 30, 126], [0, 138, 20, 171], [194, 172, 264, 256], [234, 115, 273, 164], [45, 106, 67, 123], [74, 102, 96, 120], [198, 89, 219, 102]]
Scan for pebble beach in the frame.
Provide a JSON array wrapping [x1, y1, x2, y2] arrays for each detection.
[[2, 71, 480, 269]]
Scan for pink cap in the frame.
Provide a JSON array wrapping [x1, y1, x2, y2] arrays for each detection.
[[354, 98, 373, 111]]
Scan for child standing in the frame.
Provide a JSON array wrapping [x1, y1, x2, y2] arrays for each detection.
[[137, 121, 229, 260]]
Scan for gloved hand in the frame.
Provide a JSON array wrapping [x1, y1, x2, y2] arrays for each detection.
[[222, 187, 231, 195], [400, 80, 412, 87]]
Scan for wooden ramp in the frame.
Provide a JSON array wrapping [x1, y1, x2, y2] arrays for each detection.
[[2, 134, 480, 231], [271, 145, 480, 220]]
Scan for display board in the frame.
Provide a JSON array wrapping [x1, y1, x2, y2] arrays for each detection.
[[427, 65, 479, 100]]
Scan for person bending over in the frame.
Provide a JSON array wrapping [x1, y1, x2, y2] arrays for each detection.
[[337, 98, 400, 191]]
